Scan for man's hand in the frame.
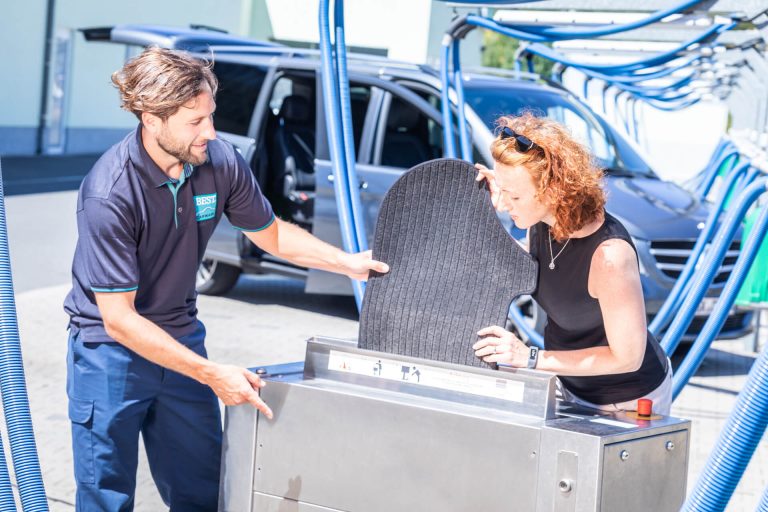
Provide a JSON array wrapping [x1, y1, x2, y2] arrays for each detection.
[[202, 363, 274, 419], [339, 249, 390, 281], [475, 163, 501, 210]]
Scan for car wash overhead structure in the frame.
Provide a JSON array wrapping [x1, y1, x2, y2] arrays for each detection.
[[493, 2, 768, 145], [435, 1, 767, 344], [435, 0, 768, 161]]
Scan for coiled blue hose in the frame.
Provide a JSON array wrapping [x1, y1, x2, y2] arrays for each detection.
[[661, 178, 768, 356], [673, 201, 768, 398], [0, 163, 17, 512], [649, 161, 752, 336], [681, 338, 768, 512], [0, 158, 48, 510]]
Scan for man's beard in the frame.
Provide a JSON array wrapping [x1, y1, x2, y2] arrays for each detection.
[[157, 130, 208, 166]]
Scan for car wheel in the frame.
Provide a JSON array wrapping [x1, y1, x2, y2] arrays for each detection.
[[196, 258, 241, 295]]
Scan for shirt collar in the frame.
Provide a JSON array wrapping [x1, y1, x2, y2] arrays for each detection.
[[128, 126, 200, 188]]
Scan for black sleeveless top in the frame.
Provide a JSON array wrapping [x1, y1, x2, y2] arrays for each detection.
[[530, 212, 667, 405]]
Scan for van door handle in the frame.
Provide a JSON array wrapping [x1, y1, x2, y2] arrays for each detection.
[[327, 174, 367, 190]]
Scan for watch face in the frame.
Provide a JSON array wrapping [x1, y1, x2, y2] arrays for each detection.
[[528, 347, 538, 369]]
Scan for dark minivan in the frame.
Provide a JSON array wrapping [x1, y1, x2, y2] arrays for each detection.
[[83, 24, 751, 340]]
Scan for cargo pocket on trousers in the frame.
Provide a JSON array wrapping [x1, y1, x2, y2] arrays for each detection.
[[68, 397, 95, 484]]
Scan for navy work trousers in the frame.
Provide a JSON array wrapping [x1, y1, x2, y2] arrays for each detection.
[[66, 322, 221, 511]]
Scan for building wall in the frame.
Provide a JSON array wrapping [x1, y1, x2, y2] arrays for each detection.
[[57, 0, 247, 154], [0, 0, 49, 155], [1, 0, 248, 156], [1, 0, 483, 156]]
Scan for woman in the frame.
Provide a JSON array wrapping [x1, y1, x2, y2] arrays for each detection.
[[473, 112, 672, 415]]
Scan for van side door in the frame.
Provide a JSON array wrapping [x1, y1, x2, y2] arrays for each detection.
[[205, 59, 273, 264], [307, 75, 444, 295]]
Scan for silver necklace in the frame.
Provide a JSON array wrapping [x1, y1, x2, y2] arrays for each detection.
[[547, 227, 570, 270]]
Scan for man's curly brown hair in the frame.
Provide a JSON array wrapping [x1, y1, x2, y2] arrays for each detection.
[[491, 112, 606, 241], [111, 46, 218, 121]]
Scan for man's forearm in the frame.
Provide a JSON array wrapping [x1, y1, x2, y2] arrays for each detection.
[[104, 311, 215, 383], [248, 218, 349, 274]]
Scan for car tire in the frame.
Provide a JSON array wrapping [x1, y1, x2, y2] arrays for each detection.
[[196, 258, 241, 295]]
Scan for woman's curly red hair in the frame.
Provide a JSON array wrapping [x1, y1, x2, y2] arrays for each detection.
[[491, 112, 605, 241]]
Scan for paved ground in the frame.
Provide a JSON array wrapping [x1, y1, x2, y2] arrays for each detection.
[[1, 155, 767, 510], [10, 278, 768, 511]]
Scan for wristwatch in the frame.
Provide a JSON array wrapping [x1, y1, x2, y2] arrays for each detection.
[[527, 346, 539, 369]]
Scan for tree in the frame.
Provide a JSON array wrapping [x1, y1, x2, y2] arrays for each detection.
[[481, 30, 554, 78]]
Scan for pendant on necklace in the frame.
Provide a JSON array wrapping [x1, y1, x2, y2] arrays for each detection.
[[548, 262, 555, 270]]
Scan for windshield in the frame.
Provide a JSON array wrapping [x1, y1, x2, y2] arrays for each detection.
[[463, 84, 653, 176]]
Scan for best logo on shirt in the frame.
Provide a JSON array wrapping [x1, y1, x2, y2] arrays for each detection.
[[194, 193, 217, 222]]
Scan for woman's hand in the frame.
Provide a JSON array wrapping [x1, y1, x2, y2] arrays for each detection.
[[474, 163, 502, 210], [473, 325, 529, 367]]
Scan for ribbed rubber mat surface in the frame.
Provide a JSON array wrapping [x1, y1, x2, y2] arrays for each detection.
[[359, 158, 538, 368]]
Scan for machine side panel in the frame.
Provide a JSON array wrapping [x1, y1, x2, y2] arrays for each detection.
[[219, 404, 258, 512], [601, 430, 689, 512], [254, 381, 542, 512], [538, 426, 602, 511]]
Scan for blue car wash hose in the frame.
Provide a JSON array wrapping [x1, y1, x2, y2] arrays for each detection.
[[507, 302, 543, 349], [672, 201, 768, 399], [319, 0, 366, 309], [681, 338, 768, 512], [698, 149, 740, 199], [758, 482, 768, 512], [333, 0, 367, 258], [0, 158, 48, 510], [649, 160, 753, 336], [661, 178, 768, 356]]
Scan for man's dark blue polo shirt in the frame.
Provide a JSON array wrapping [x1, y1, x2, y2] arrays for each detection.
[[64, 127, 274, 341]]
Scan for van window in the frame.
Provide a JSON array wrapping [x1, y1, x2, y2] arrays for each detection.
[[379, 96, 442, 168], [212, 61, 267, 136], [463, 84, 635, 172], [348, 85, 373, 154]]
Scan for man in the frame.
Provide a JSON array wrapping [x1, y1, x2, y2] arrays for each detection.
[[63, 46, 388, 510]]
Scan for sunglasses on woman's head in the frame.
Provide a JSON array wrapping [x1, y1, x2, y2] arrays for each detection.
[[500, 126, 536, 153]]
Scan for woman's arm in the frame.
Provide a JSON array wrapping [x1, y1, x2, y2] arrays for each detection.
[[474, 239, 647, 375]]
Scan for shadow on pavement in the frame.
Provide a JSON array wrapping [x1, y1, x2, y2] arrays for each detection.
[[223, 274, 359, 321], [671, 345, 756, 377], [1, 154, 99, 196]]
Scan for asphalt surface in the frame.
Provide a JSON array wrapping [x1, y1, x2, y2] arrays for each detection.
[[0, 154, 766, 510]]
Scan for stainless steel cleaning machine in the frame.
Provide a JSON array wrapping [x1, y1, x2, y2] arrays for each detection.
[[218, 337, 690, 512]]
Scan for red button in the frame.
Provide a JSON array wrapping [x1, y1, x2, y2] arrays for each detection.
[[637, 398, 653, 417]]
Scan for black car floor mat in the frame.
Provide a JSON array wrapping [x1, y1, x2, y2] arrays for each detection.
[[358, 158, 538, 368]]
